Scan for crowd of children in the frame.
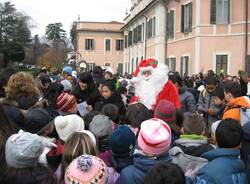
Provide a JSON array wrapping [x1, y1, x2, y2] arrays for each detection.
[[0, 65, 249, 184]]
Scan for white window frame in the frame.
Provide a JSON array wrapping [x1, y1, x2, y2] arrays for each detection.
[[166, 56, 176, 72], [213, 52, 230, 74], [180, 54, 190, 75]]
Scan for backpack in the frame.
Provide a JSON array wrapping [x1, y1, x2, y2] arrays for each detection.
[[240, 107, 250, 140]]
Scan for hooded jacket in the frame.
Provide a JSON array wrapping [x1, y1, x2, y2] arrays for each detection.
[[179, 88, 197, 115], [118, 153, 171, 184], [194, 148, 247, 184], [223, 96, 250, 122]]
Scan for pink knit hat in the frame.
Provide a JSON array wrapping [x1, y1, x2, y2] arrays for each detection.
[[65, 155, 107, 184], [138, 118, 171, 155]]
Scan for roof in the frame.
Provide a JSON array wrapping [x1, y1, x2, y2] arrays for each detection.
[[77, 21, 123, 24]]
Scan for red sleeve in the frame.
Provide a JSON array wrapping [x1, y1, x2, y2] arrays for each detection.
[[154, 80, 180, 110]]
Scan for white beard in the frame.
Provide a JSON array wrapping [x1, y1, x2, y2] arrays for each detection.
[[135, 62, 169, 109]]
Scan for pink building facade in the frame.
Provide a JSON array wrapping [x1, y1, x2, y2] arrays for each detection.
[[76, 21, 124, 73], [123, 0, 250, 76]]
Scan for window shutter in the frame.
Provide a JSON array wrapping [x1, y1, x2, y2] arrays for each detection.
[[181, 5, 184, 33], [170, 10, 174, 37], [85, 39, 87, 50], [180, 57, 184, 75], [92, 40, 94, 50], [167, 12, 170, 37], [189, 3, 192, 32], [172, 58, 176, 71], [210, 0, 216, 24], [116, 40, 118, 50]]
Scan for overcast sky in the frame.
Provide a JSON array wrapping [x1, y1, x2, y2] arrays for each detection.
[[8, 0, 131, 36]]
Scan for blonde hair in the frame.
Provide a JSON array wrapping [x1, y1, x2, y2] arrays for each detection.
[[60, 132, 97, 182], [5, 72, 40, 101]]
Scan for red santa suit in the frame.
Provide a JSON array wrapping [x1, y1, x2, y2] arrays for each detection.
[[130, 59, 180, 110]]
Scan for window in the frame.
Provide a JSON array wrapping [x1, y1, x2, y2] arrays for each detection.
[[105, 39, 111, 51], [105, 63, 111, 67], [141, 56, 143, 61], [180, 56, 189, 76], [88, 62, 95, 70], [137, 25, 142, 42], [116, 40, 124, 51], [85, 39, 94, 50], [117, 63, 123, 74], [181, 3, 192, 33], [142, 23, 144, 41], [167, 10, 174, 38], [133, 28, 137, 44], [152, 17, 156, 37], [216, 55, 228, 74], [147, 19, 153, 39], [128, 31, 133, 46], [131, 58, 134, 73], [211, 0, 230, 24], [136, 57, 139, 67], [125, 35, 128, 48], [166, 58, 176, 72]]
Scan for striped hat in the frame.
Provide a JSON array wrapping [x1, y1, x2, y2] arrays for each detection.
[[138, 118, 171, 155], [56, 92, 77, 112]]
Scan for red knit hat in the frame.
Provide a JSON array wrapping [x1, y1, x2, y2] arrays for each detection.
[[154, 100, 176, 123], [133, 59, 158, 77], [56, 92, 77, 112]]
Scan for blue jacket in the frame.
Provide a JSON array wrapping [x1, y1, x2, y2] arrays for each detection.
[[118, 153, 171, 184], [194, 148, 247, 184]]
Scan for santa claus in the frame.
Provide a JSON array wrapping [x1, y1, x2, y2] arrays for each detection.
[[130, 59, 180, 110]]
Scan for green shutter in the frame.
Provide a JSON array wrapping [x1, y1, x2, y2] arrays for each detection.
[[170, 10, 174, 37], [210, 0, 216, 24], [181, 5, 184, 33], [189, 3, 192, 32]]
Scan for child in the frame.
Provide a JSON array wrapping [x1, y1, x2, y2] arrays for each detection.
[[48, 114, 85, 170], [144, 163, 186, 184], [154, 100, 181, 147], [83, 110, 100, 130], [64, 154, 108, 184], [169, 114, 214, 172], [24, 108, 56, 165], [118, 118, 172, 184], [55, 131, 97, 184], [197, 75, 220, 132], [101, 103, 120, 126], [89, 114, 113, 166], [212, 87, 226, 119], [125, 102, 153, 135], [193, 119, 247, 184], [56, 92, 78, 115], [223, 81, 250, 121], [94, 80, 126, 118], [1, 130, 56, 184], [109, 125, 136, 173]]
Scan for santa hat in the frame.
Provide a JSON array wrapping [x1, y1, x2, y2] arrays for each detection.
[[133, 59, 158, 77]]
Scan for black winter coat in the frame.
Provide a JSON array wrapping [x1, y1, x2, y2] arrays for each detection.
[[72, 84, 100, 107]]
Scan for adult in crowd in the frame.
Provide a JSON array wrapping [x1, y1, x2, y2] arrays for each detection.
[[72, 72, 100, 111]]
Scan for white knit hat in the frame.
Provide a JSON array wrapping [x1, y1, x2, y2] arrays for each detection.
[[55, 115, 85, 142]]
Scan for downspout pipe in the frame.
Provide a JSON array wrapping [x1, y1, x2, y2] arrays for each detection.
[[142, 14, 148, 60], [245, 0, 249, 73]]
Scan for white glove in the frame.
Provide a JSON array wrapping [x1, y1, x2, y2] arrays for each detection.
[[41, 137, 57, 148]]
